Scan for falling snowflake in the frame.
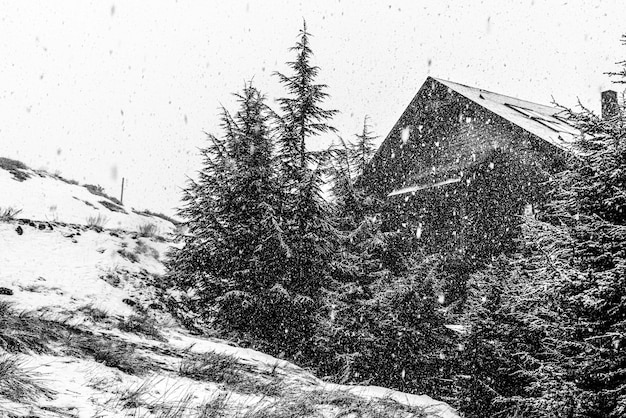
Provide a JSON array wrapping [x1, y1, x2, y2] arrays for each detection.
[[401, 126, 411, 145]]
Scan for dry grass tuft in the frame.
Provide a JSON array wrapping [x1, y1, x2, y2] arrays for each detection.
[[138, 222, 158, 237], [86, 213, 109, 228], [179, 351, 240, 383], [0, 354, 55, 403], [0, 301, 61, 354], [78, 304, 110, 322], [88, 340, 148, 375], [179, 352, 284, 397], [0, 206, 22, 221], [118, 314, 165, 341], [197, 393, 230, 418]]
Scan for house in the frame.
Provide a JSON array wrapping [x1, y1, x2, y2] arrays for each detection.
[[362, 77, 613, 257]]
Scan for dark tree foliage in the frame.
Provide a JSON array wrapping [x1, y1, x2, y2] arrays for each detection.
[[167, 22, 459, 404], [310, 118, 457, 399], [352, 115, 378, 178], [168, 24, 343, 361], [274, 20, 338, 171], [166, 84, 293, 342], [273, 21, 341, 319], [459, 49, 626, 416], [316, 253, 458, 399]]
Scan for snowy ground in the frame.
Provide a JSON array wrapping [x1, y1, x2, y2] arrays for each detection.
[[0, 162, 459, 417]]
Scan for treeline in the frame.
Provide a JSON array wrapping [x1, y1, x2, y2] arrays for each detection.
[[166, 25, 626, 417]]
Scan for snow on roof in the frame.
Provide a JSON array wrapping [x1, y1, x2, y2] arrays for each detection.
[[432, 77, 581, 152]]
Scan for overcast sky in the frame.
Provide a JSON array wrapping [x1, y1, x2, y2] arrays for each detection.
[[1, 0, 625, 216]]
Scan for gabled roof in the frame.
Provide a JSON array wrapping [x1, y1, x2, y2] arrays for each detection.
[[432, 77, 580, 152]]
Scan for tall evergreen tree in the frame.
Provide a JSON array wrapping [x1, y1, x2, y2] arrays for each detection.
[[273, 21, 340, 306], [274, 20, 338, 171], [167, 83, 290, 338]]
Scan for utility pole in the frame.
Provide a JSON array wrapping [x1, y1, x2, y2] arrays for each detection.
[[120, 177, 125, 204]]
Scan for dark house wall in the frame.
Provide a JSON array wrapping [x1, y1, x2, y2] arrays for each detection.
[[363, 78, 569, 257]]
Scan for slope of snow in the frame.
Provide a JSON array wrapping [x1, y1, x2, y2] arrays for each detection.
[[0, 161, 459, 418], [0, 167, 176, 233]]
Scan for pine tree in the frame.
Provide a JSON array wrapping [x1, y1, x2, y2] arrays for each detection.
[[352, 115, 378, 178], [273, 21, 340, 304], [274, 20, 338, 171], [167, 83, 290, 339]]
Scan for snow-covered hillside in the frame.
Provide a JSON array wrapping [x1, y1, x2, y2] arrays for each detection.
[[0, 159, 458, 418]]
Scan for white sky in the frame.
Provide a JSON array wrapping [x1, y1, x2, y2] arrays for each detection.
[[1, 0, 625, 216]]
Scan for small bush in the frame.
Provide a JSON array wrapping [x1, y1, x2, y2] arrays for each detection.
[[86, 214, 109, 228], [0, 207, 22, 221], [0, 355, 54, 402], [0, 157, 30, 181], [118, 314, 165, 341], [138, 222, 158, 237]]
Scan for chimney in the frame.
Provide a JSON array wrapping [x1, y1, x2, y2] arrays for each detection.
[[602, 90, 619, 119]]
